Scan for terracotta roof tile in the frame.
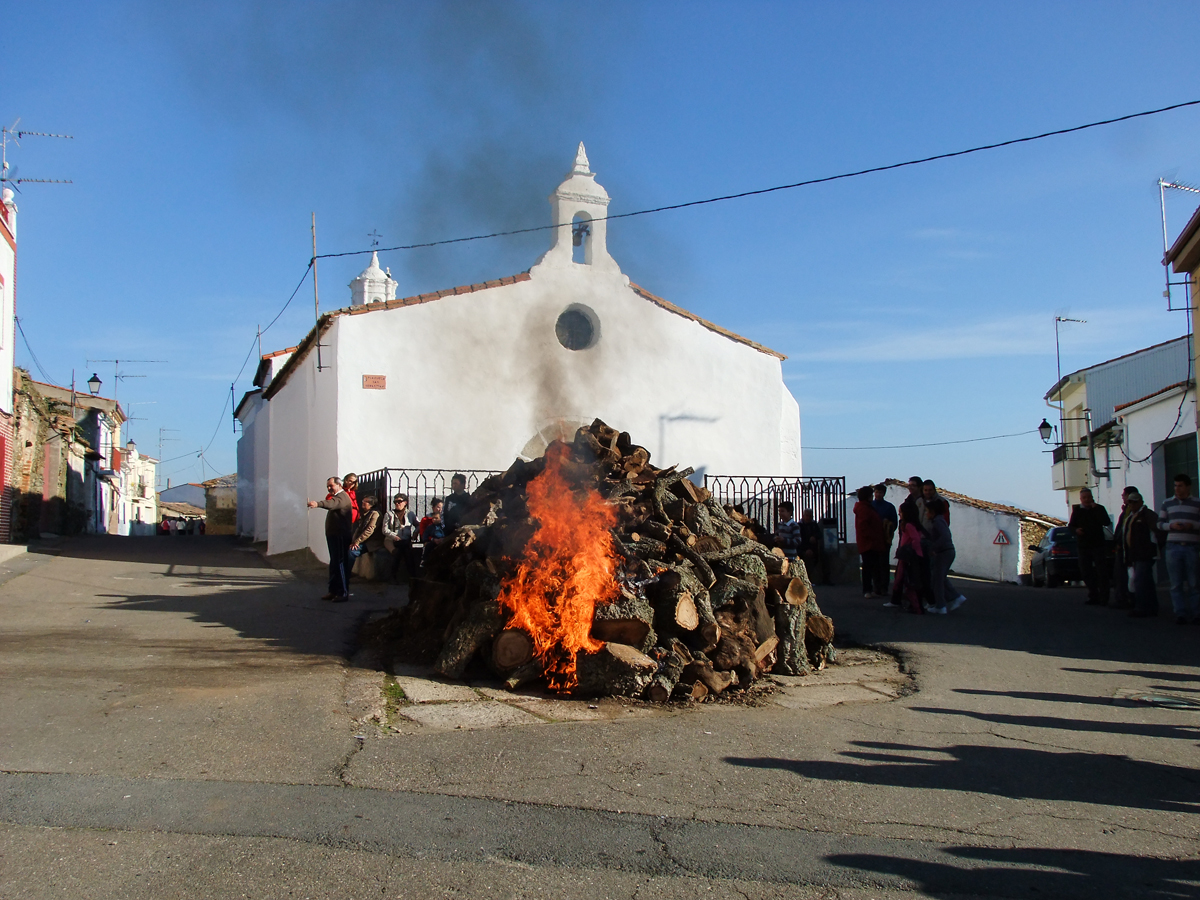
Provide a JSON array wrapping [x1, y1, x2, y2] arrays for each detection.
[[1114, 380, 1194, 413], [628, 283, 786, 359], [884, 478, 1064, 525]]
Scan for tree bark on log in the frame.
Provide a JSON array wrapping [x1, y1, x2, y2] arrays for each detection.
[[574, 643, 658, 697], [672, 680, 709, 701], [645, 649, 687, 702], [592, 590, 656, 652], [681, 660, 735, 695], [504, 660, 543, 690], [434, 600, 506, 678], [773, 603, 811, 675]]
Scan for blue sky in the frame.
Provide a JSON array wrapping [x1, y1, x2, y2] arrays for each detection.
[[4, 1, 1199, 515]]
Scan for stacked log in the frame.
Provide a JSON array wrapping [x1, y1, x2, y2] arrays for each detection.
[[389, 419, 836, 699]]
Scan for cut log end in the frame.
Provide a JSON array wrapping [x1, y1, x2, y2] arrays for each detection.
[[492, 628, 534, 671]]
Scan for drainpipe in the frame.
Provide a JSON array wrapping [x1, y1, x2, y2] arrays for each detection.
[[1084, 408, 1106, 482]]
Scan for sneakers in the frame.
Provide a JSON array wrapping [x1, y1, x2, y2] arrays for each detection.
[[864, 593, 873, 599], [949, 595, 966, 612], [882, 601, 899, 608], [927, 606, 947, 615]]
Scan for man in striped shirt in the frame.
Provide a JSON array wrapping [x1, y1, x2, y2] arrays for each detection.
[[1158, 473, 1200, 624]]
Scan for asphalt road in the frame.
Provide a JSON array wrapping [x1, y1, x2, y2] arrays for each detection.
[[0, 536, 1197, 899]]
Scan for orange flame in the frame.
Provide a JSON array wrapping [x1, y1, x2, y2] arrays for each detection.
[[497, 443, 618, 690]]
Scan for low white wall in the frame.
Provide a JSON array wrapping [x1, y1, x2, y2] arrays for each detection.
[[852, 486, 1026, 584]]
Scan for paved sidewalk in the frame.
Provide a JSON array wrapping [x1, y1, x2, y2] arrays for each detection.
[[0, 537, 1196, 898]]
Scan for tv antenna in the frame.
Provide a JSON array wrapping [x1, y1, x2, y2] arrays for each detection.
[[85, 358, 168, 403], [1159, 177, 1200, 309], [1, 119, 73, 192]]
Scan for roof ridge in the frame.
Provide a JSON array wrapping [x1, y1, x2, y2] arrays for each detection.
[[628, 282, 785, 359]]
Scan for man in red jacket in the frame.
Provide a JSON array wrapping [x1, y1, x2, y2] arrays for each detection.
[[854, 486, 888, 598]]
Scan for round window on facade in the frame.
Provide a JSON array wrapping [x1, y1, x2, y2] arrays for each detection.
[[555, 305, 599, 351]]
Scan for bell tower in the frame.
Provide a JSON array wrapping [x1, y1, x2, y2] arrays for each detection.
[[348, 251, 398, 306], [539, 143, 620, 273]]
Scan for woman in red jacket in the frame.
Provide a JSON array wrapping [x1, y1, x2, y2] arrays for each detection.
[[854, 485, 888, 598]]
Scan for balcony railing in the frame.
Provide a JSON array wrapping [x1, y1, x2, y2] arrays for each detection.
[[1051, 443, 1089, 464]]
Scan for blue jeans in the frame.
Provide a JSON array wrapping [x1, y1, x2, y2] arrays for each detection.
[[1164, 543, 1200, 617], [929, 547, 956, 609]]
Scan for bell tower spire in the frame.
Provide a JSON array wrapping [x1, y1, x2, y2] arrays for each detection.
[[538, 142, 619, 273]]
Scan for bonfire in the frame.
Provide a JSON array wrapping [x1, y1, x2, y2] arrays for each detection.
[[383, 420, 836, 700]]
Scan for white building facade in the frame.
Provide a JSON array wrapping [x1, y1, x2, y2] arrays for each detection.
[[117, 441, 158, 536], [244, 145, 803, 559], [1044, 336, 1196, 518], [0, 190, 19, 540]]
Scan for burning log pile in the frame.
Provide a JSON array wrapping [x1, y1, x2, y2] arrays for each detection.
[[389, 419, 836, 700]]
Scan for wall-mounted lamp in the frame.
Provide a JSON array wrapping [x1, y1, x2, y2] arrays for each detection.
[[87, 373, 102, 396], [1038, 418, 1054, 443]]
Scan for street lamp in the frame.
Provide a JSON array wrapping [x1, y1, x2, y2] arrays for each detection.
[[87, 373, 102, 395], [1038, 419, 1054, 443]]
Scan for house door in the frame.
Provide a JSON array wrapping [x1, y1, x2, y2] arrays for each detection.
[[1162, 434, 1199, 501]]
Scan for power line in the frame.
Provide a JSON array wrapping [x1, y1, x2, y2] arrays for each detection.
[[15, 316, 62, 386], [803, 429, 1037, 450], [314, 98, 1200, 262]]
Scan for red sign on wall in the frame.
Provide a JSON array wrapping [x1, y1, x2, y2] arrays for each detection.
[[994, 530, 1010, 545], [362, 375, 387, 390]]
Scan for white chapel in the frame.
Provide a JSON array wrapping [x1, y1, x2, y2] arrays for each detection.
[[237, 144, 803, 559]]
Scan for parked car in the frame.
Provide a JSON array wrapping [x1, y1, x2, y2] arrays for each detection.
[[1030, 525, 1116, 587], [1030, 527, 1080, 587]]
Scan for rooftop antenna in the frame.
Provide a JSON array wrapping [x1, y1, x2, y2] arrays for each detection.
[[313, 213, 327, 371], [1, 119, 74, 192], [1159, 178, 1200, 310], [157, 427, 179, 475], [85, 358, 168, 404]]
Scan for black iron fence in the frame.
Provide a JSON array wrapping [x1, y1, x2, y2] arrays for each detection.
[[704, 475, 847, 542], [356, 468, 500, 521], [355, 467, 847, 542]]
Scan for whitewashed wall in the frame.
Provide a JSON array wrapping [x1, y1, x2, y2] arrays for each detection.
[[334, 262, 800, 482], [1109, 386, 1196, 515], [261, 153, 803, 560], [864, 485, 1025, 584], [236, 396, 259, 538], [267, 337, 340, 559], [0, 193, 17, 418]]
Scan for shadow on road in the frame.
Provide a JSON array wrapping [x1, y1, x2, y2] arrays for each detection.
[[827, 846, 1200, 900], [821, 580, 1200, 669], [725, 740, 1200, 814], [34, 535, 403, 664]]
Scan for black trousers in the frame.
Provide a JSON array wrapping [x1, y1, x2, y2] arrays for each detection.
[[1078, 545, 1109, 603], [860, 549, 885, 594], [327, 533, 351, 596]]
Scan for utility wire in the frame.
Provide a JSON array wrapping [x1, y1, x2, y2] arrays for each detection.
[[315, 98, 1200, 262], [202, 97, 1200, 462], [803, 429, 1037, 450], [15, 316, 63, 387]]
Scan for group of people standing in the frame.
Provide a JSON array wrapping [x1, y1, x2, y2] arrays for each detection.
[[306, 473, 474, 602], [853, 477, 966, 615], [1067, 474, 1200, 624]]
